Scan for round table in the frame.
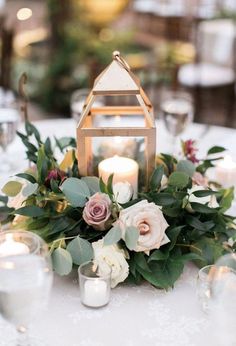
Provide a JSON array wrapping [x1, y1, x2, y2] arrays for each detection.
[[0, 118, 236, 346]]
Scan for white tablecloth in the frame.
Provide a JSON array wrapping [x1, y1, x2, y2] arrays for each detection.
[[1, 118, 236, 346]]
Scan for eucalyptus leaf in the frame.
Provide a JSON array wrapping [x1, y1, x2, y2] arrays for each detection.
[[81, 176, 100, 194], [67, 236, 93, 265], [22, 183, 38, 197], [2, 181, 22, 197], [125, 226, 139, 250], [60, 178, 90, 207], [168, 172, 189, 189], [176, 160, 195, 177], [52, 248, 73, 276], [104, 225, 122, 246]]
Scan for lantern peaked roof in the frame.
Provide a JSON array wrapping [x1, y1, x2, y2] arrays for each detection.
[[77, 51, 155, 129], [93, 58, 140, 95]]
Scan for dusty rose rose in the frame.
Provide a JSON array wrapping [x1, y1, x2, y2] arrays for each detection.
[[83, 193, 112, 231], [192, 172, 208, 187], [117, 200, 169, 254]]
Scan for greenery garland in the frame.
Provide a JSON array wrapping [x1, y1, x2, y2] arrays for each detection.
[[1, 122, 235, 289]]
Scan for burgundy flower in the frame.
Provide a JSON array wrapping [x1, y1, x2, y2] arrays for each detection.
[[182, 139, 199, 163], [45, 168, 66, 187]]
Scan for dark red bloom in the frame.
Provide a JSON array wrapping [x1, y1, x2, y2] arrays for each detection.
[[45, 168, 66, 187], [181, 139, 199, 163]]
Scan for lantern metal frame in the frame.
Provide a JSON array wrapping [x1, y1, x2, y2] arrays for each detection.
[[77, 52, 156, 186]]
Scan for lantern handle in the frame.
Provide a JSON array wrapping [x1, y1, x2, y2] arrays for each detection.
[[113, 51, 130, 72]]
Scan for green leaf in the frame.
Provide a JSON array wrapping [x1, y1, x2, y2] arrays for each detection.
[[176, 160, 196, 177], [25, 121, 41, 144], [37, 145, 47, 184], [207, 146, 226, 155], [151, 193, 176, 206], [177, 252, 203, 263], [219, 187, 234, 212], [186, 215, 215, 231], [22, 183, 38, 197], [190, 202, 218, 214], [168, 172, 189, 189], [192, 190, 217, 197], [192, 237, 225, 267], [44, 137, 53, 156], [107, 174, 114, 195], [104, 226, 122, 246], [67, 236, 94, 265], [99, 177, 107, 194], [162, 206, 181, 217], [138, 258, 184, 289], [15, 173, 37, 184], [60, 178, 90, 207], [166, 226, 183, 250], [124, 226, 139, 250], [2, 181, 22, 197], [51, 248, 73, 276], [134, 252, 151, 272], [150, 165, 164, 190], [81, 177, 100, 194], [13, 206, 44, 217], [148, 249, 169, 262]]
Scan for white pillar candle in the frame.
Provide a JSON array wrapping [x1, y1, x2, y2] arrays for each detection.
[[0, 234, 30, 257], [215, 155, 236, 187], [98, 155, 139, 198], [83, 279, 109, 307]]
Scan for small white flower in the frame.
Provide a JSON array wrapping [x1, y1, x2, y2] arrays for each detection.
[[113, 181, 133, 204], [92, 239, 129, 288]]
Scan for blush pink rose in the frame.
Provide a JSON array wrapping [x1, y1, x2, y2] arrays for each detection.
[[192, 172, 208, 187], [83, 193, 112, 231]]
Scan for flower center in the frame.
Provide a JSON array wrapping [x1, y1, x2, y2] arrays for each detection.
[[139, 221, 150, 235]]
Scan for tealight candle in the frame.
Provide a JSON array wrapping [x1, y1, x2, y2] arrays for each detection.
[[98, 155, 139, 198], [215, 155, 236, 187], [78, 261, 111, 308], [83, 279, 109, 308], [0, 234, 30, 257]]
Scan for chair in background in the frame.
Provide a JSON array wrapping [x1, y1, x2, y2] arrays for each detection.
[[178, 19, 236, 127]]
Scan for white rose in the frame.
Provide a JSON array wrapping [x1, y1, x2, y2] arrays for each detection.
[[92, 239, 129, 288], [117, 200, 169, 254], [188, 185, 219, 208], [113, 181, 133, 204]]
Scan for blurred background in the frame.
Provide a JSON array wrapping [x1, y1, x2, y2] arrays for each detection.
[[0, 0, 235, 126]]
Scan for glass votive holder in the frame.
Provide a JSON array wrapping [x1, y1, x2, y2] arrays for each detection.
[[196, 264, 216, 313], [78, 261, 111, 308]]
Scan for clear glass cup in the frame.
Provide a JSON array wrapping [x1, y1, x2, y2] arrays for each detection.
[[196, 264, 216, 313], [160, 91, 194, 154], [0, 107, 20, 173], [209, 254, 236, 345], [0, 231, 53, 346], [78, 260, 111, 308], [70, 88, 105, 123]]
